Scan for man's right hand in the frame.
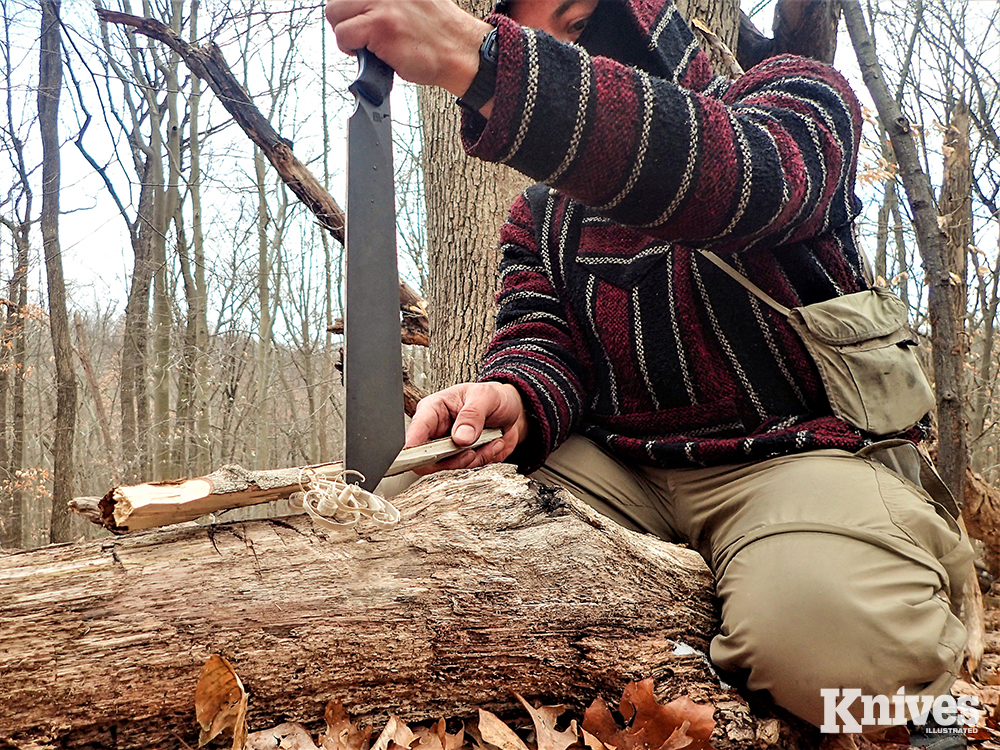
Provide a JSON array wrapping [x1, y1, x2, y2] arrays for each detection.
[[404, 382, 530, 475]]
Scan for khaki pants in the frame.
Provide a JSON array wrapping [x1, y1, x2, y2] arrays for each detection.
[[533, 435, 974, 729]]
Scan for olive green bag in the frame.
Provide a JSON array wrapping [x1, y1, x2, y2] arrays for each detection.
[[701, 251, 935, 436]]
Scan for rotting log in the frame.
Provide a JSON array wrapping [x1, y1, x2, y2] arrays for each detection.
[[1, 465, 815, 750]]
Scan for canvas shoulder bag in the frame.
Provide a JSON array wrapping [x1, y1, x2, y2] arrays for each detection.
[[700, 250, 935, 436]]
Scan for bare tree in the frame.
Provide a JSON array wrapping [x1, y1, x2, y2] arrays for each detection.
[[0, 0, 34, 548], [38, 0, 77, 542]]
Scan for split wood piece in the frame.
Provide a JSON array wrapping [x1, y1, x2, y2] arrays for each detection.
[[1, 463, 814, 749], [95, 9, 429, 336], [91, 430, 502, 533]]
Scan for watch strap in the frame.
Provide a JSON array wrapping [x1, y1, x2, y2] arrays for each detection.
[[457, 27, 499, 112]]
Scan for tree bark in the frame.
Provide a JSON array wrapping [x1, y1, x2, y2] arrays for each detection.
[[940, 99, 972, 404], [0, 230, 28, 549], [842, 1, 968, 504], [736, 0, 840, 70], [4, 464, 818, 750], [417, 22, 528, 388], [38, 0, 76, 543]]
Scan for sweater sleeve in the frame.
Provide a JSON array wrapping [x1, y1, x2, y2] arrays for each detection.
[[462, 14, 863, 255], [477, 194, 589, 472]]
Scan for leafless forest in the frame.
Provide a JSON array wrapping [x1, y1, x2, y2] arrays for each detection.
[[0, 0, 997, 549]]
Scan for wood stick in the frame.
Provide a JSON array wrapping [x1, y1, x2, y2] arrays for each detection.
[[92, 431, 503, 533]]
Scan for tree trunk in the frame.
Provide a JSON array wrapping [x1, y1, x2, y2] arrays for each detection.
[[38, 0, 76, 544], [188, 0, 211, 476], [121, 171, 157, 484], [255, 146, 273, 470], [417, 49, 528, 388], [842, 1, 968, 503], [0, 230, 28, 549], [940, 98, 972, 401], [3, 464, 820, 750], [152, 1, 183, 481]]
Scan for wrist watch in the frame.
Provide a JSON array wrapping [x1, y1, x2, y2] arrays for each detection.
[[457, 27, 500, 112]]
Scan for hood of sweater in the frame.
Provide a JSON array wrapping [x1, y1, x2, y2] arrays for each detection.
[[574, 0, 721, 91]]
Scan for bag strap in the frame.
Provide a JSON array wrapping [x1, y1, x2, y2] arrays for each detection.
[[699, 250, 792, 317]]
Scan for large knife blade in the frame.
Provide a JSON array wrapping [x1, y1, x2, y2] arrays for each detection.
[[344, 49, 405, 492]]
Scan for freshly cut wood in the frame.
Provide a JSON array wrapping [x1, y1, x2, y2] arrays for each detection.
[[92, 430, 502, 532], [1, 464, 806, 750]]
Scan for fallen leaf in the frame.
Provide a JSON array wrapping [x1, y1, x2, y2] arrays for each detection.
[[321, 702, 374, 750], [194, 654, 248, 750], [660, 721, 694, 750], [966, 725, 992, 741], [414, 723, 445, 750], [477, 709, 531, 750], [372, 715, 419, 750], [580, 728, 610, 750], [515, 695, 579, 750], [247, 722, 320, 750], [582, 680, 715, 750], [414, 718, 465, 750]]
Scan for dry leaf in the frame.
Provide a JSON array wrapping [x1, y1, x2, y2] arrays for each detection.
[[413, 718, 465, 750], [414, 724, 445, 750], [660, 721, 694, 750], [194, 653, 249, 750], [515, 695, 579, 750], [322, 702, 374, 750], [582, 680, 715, 750], [372, 715, 419, 750], [477, 709, 531, 750], [580, 728, 610, 750], [247, 722, 320, 750]]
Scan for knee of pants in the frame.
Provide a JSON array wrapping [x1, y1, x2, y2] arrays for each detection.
[[709, 531, 966, 728]]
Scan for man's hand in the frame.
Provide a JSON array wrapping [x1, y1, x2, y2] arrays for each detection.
[[404, 382, 530, 474], [325, 0, 491, 99]]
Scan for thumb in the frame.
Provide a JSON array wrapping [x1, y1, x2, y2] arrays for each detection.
[[453, 423, 479, 445], [451, 397, 490, 445]]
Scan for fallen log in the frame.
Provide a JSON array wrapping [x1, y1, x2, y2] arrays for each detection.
[[1, 465, 811, 750]]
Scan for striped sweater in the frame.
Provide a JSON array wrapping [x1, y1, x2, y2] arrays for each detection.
[[462, 0, 902, 471]]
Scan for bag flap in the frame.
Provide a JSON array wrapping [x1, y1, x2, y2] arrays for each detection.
[[793, 288, 909, 345]]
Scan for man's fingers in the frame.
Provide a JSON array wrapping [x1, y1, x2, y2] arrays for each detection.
[[450, 384, 502, 445], [405, 394, 456, 448]]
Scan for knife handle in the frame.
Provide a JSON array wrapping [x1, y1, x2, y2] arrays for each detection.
[[350, 48, 394, 107]]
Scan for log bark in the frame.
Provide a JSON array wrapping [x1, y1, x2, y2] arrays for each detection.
[[3, 465, 812, 750]]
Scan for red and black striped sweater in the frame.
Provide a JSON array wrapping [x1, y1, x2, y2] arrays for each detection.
[[461, 0, 903, 471]]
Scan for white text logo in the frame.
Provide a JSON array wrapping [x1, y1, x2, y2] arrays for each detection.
[[820, 688, 981, 734]]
